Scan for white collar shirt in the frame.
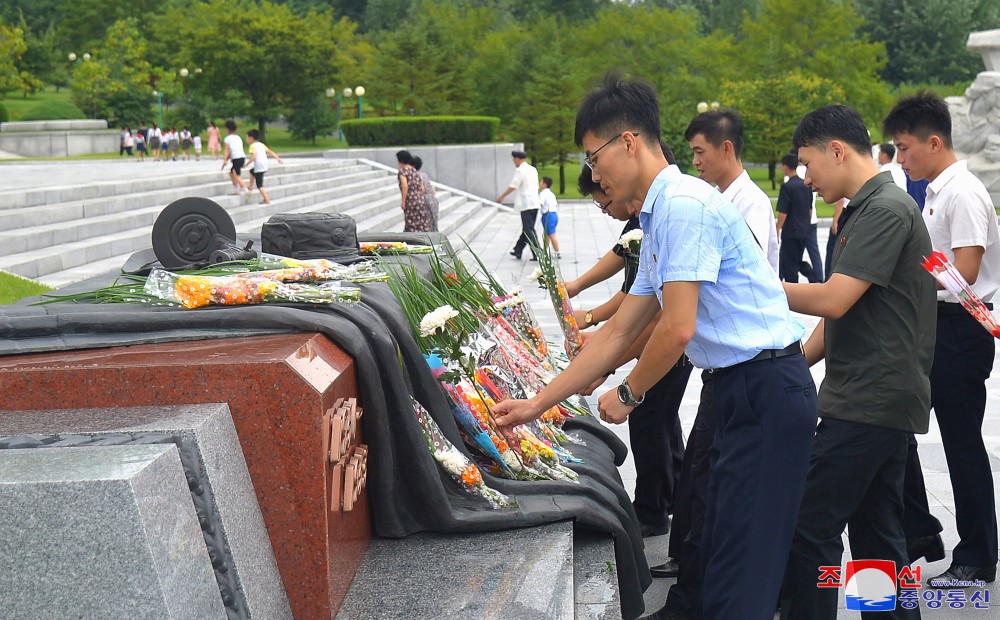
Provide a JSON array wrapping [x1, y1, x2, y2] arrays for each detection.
[[721, 169, 779, 272], [923, 160, 1000, 302]]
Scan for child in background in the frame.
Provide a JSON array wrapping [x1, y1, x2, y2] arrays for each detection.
[[539, 176, 561, 258], [246, 129, 283, 204], [134, 129, 146, 162], [221, 120, 249, 196], [192, 133, 202, 161]]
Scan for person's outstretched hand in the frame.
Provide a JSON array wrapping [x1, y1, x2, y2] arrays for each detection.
[[492, 398, 541, 431]]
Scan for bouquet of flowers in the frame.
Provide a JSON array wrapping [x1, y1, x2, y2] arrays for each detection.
[[411, 397, 513, 508], [530, 245, 583, 358], [360, 241, 436, 255], [921, 250, 1000, 337], [143, 269, 361, 309]]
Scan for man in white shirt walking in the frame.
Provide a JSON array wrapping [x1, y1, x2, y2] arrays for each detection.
[[885, 90, 1000, 587], [498, 150, 542, 261], [878, 143, 908, 190]]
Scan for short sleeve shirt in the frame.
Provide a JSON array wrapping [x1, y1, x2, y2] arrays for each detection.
[[614, 218, 641, 294], [224, 134, 245, 160], [630, 165, 804, 369], [776, 176, 813, 240], [923, 160, 1000, 303], [823, 172, 935, 433], [509, 162, 541, 212]]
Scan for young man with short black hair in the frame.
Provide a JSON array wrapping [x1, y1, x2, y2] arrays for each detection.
[[884, 90, 1000, 588], [493, 74, 817, 620], [685, 109, 779, 271], [780, 104, 936, 619]]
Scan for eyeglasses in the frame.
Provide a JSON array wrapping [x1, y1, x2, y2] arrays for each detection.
[[593, 199, 611, 213], [584, 131, 639, 171]]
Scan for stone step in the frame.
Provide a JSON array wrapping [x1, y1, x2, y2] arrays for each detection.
[[0, 165, 380, 234], [573, 530, 623, 620], [335, 520, 577, 620], [0, 159, 354, 210]]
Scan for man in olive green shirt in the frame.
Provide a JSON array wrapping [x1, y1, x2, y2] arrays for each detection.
[[780, 105, 935, 620]]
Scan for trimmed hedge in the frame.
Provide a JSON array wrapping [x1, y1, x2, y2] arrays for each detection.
[[19, 99, 87, 121], [341, 116, 499, 146]]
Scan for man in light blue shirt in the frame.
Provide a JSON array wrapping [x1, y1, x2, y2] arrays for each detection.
[[493, 73, 818, 619]]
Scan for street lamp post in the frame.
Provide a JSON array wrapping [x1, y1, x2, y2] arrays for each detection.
[[355, 86, 365, 120], [152, 90, 163, 128]]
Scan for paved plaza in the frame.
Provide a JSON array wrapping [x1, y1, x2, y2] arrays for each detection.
[[7, 158, 1000, 617]]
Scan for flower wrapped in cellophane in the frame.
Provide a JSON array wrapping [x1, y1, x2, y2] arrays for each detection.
[[143, 269, 361, 309], [411, 397, 513, 509], [530, 245, 583, 358], [360, 241, 437, 255], [921, 250, 1000, 337]]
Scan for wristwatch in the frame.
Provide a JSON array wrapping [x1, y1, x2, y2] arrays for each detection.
[[584, 310, 594, 327], [617, 377, 644, 407]]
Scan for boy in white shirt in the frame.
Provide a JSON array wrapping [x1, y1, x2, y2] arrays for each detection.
[[246, 129, 283, 205], [221, 120, 249, 195], [538, 176, 561, 258]]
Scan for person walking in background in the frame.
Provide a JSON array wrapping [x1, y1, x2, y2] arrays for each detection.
[[777, 152, 820, 283], [538, 176, 561, 258], [148, 123, 162, 162], [497, 150, 541, 261], [207, 121, 222, 160], [878, 142, 908, 190], [885, 91, 1000, 588], [122, 128, 134, 157], [134, 127, 146, 162], [799, 163, 824, 281], [396, 150, 429, 232], [221, 120, 249, 196], [168, 127, 180, 161], [412, 156, 439, 232], [246, 129, 283, 205], [193, 132, 202, 161], [119, 126, 127, 156], [180, 127, 193, 161]]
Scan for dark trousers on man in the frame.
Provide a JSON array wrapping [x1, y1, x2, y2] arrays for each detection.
[[673, 354, 816, 619], [664, 371, 717, 618], [806, 223, 823, 281], [904, 307, 997, 567], [782, 419, 918, 620], [512, 209, 539, 258], [779, 236, 819, 283], [629, 359, 692, 529]]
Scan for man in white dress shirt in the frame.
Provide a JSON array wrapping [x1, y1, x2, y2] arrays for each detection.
[[885, 90, 1000, 587], [685, 108, 779, 272], [878, 143, 909, 190]]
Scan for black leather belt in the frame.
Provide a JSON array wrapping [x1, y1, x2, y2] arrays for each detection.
[[708, 341, 803, 373], [938, 300, 991, 316]]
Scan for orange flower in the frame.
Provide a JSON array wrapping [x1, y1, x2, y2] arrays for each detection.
[[461, 464, 483, 486]]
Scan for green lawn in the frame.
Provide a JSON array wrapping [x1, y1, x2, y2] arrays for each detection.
[[0, 87, 74, 121], [0, 271, 52, 305]]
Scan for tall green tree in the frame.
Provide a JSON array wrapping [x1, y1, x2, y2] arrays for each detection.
[[69, 18, 158, 124], [737, 0, 890, 123], [0, 23, 42, 96], [858, 0, 1000, 86], [179, 0, 340, 140], [721, 72, 845, 188]]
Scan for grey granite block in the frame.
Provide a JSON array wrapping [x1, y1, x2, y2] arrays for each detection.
[[0, 444, 225, 619], [337, 520, 576, 620], [574, 529, 622, 619], [0, 404, 293, 620]]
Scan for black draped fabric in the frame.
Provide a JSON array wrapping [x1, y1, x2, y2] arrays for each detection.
[[0, 232, 650, 618]]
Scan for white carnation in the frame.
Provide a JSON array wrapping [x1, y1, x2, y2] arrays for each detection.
[[419, 304, 459, 336], [527, 267, 544, 283], [618, 229, 644, 248], [436, 447, 467, 476]]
